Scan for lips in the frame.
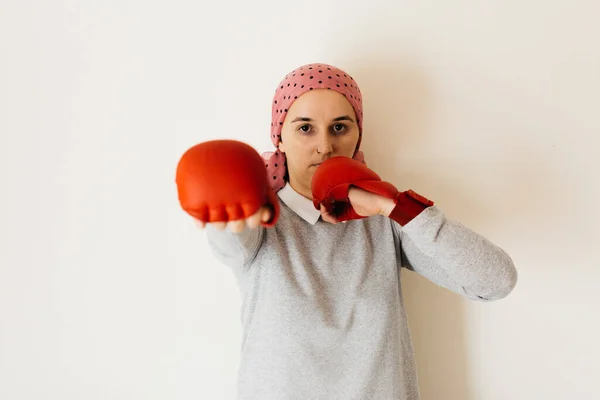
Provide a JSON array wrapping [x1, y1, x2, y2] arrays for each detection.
[[312, 157, 332, 167]]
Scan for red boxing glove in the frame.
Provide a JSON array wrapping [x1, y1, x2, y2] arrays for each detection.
[[175, 140, 279, 227], [311, 156, 434, 225]]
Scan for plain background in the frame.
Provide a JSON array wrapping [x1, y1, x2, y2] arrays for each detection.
[[1, 0, 598, 399]]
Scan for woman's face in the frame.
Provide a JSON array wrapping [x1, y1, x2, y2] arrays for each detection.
[[279, 89, 360, 199]]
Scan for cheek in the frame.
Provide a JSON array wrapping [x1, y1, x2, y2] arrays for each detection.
[[341, 130, 360, 152], [280, 137, 312, 167], [286, 137, 312, 156]]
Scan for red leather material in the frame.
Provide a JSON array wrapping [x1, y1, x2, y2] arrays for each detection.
[[389, 190, 434, 226], [175, 140, 280, 227], [311, 156, 433, 225]]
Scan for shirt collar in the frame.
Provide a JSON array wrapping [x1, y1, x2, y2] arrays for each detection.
[[277, 182, 321, 225]]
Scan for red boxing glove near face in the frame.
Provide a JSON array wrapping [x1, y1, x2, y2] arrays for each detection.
[[175, 140, 279, 227], [311, 156, 434, 225]]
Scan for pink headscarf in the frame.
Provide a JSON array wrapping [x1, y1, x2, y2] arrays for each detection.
[[261, 63, 366, 192]]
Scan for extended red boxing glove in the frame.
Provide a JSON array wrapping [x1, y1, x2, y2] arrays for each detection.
[[311, 156, 434, 225], [175, 140, 279, 227]]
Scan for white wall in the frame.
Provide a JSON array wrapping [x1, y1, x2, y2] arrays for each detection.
[[1, 1, 598, 399]]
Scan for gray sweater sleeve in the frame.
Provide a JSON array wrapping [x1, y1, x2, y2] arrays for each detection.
[[205, 225, 265, 270], [393, 206, 518, 301]]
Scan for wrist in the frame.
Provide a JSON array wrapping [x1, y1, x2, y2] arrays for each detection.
[[379, 197, 396, 217], [388, 190, 434, 226]]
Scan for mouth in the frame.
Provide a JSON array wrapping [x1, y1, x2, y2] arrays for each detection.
[[312, 159, 329, 167]]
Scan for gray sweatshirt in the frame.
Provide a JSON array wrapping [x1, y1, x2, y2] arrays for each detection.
[[205, 183, 517, 400]]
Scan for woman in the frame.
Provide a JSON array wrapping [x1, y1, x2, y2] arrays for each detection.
[[176, 63, 518, 400]]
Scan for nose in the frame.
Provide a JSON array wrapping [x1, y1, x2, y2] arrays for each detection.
[[316, 132, 333, 155]]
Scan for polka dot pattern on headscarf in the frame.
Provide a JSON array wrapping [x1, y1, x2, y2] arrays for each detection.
[[261, 63, 366, 192]]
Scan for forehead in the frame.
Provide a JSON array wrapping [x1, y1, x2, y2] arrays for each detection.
[[287, 89, 355, 118]]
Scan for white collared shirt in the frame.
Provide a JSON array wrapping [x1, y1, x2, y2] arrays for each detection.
[[277, 182, 321, 225]]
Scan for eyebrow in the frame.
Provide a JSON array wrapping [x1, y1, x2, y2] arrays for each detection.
[[289, 115, 355, 123]]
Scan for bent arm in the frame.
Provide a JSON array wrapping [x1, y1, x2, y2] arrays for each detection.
[[393, 206, 518, 302]]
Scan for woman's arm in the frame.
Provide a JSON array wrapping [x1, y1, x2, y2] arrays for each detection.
[[344, 187, 517, 301], [391, 205, 518, 302], [310, 157, 517, 301], [201, 207, 272, 270], [205, 224, 265, 270]]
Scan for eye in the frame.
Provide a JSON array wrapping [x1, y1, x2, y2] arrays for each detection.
[[332, 123, 347, 133], [298, 124, 312, 133]]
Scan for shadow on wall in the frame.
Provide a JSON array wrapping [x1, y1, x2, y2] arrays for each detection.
[[341, 53, 473, 400]]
